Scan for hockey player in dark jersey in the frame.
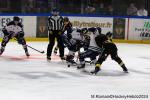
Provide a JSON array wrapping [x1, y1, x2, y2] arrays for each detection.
[[62, 17, 73, 35], [0, 16, 29, 56], [106, 31, 113, 42], [53, 17, 73, 55], [91, 33, 128, 75], [77, 27, 103, 69]]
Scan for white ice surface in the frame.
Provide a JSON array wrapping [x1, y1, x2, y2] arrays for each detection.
[[0, 42, 150, 100]]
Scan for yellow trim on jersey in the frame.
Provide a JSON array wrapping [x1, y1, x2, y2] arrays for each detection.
[[96, 64, 101, 68]]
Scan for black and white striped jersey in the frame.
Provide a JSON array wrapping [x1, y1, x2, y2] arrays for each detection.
[[48, 16, 64, 31]]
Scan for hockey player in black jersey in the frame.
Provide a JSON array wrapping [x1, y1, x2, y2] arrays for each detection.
[[106, 31, 113, 42], [91, 33, 128, 75], [0, 16, 29, 56]]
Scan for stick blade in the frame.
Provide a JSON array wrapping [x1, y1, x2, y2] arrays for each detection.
[[41, 51, 45, 54]]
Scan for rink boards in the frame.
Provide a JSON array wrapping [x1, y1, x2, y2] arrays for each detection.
[[0, 16, 150, 44]]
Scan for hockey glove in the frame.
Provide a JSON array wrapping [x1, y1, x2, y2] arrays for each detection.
[[49, 31, 53, 35], [67, 42, 72, 49], [70, 39, 76, 45], [17, 31, 25, 38], [17, 38, 23, 44], [58, 31, 62, 35]]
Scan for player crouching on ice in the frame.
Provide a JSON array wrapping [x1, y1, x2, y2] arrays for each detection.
[[62, 28, 87, 66], [0, 16, 30, 57], [90, 31, 128, 75], [77, 27, 103, 69]]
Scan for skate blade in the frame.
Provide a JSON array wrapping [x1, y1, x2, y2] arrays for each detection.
[[80, 69, 94, 75]]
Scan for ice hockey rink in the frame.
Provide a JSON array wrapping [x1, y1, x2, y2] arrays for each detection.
[[0, 42, 150, 100]]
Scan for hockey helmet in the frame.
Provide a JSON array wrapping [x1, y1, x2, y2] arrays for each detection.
[[51, 8, 59, 15], [106, 31, 113, 38], [88, 27, 96, 33], [96, 27, 102, 34], [64, 17, 69, 22], [76, 28, 82, 33], [81, 28, 88, 34], [13, 16, 20, 21]]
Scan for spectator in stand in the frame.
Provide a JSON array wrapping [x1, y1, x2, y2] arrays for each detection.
[[85, 4, 96, 14], [36, 0, 48, 13], [107, 5, 113, 15], [127, 3, 137, 16], [97, 3, 106, 15], [22, 0, 35, 13], [137, 5, 148, 16]]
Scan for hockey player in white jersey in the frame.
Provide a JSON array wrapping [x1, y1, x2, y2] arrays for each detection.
[[62, 28, 86, 66], [0, 16, 30, 56], [77, 27, 103, 69]]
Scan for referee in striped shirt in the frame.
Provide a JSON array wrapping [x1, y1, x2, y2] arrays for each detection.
[[47, 8, 65, 60]]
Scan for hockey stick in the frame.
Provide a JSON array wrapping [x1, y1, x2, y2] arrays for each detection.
[[26, 45, 45, 54], [76, 50, 80, 62], [14, 38, 45, 54]]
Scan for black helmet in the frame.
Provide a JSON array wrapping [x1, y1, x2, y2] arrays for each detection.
[[64, 17, 69, 22], [13, 16, 20, 21], [51, 8, 59, 15], [52, 8, 59, 12], [106, 32, 112, 37], [88, 27, 96, 33], [96, 27, 102, 34], [81, 28, 88, 34]]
